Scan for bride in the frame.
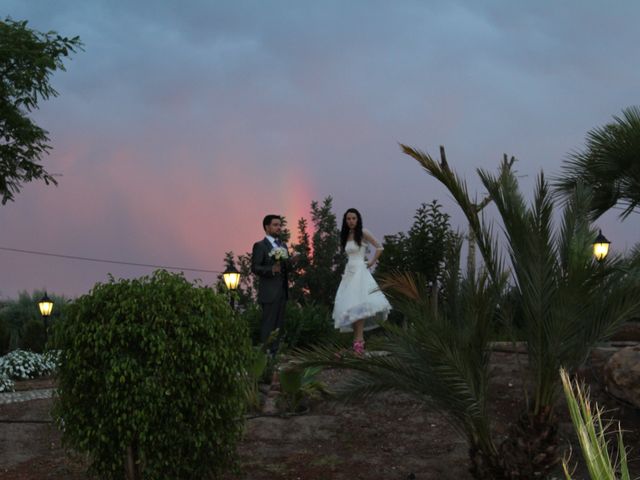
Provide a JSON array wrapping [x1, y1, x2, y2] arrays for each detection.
[[332, 208, 391, 355]]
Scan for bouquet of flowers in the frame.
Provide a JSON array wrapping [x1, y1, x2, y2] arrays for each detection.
[[269, 246, 289, 262]]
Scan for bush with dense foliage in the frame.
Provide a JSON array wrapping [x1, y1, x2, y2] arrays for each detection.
[[284, 303, 337, 349], [242, 302, 338, 350], [53, 270, 251, 480]]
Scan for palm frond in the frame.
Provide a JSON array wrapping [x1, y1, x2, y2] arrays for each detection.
[[560, 369, 631, 480], [555, 106, 640, 219], [293, 265, 499, 456], [403, 144, 640, 416], [401, 145, 508, 294]]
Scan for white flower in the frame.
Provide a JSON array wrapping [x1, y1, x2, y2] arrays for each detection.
[[268, 246, 289, 261], [0, 349, 59, 380]]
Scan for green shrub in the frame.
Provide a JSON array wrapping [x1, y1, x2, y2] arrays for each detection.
[[244, 346, 269, 411], [54, 270, 250, 480], [240, 303, 262, 344], [283, 303, 337, 349], [278, 366, 327, 413], [241, 302, 337, 350]]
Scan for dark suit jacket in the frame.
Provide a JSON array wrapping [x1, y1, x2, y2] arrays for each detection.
[[251, 238, 289, 304]]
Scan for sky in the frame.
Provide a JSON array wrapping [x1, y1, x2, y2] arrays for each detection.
[[1, 0, 639, 299]]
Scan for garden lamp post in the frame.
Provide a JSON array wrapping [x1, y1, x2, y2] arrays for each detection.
[[38, 292, 54, 344], [593, 230, 611, 262], [222, 266, 241, 310]]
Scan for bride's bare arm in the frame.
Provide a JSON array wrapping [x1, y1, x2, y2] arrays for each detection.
[[362, 229, 384, 268]]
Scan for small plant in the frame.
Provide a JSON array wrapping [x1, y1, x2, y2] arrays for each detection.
[[278, 366, 326, 413], [0, 349, 57, 379], [560, 369, 631, 480], [244, 346, 269, 411]]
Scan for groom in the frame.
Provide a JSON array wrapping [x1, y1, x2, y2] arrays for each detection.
[[251, 214, 291, 355]]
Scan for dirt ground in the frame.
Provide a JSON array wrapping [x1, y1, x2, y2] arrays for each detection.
[[1, 348, 639, 480]]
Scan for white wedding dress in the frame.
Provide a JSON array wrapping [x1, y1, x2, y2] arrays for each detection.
[[332, 239, 392, 332]]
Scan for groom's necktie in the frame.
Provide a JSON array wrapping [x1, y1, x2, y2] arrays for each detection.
[[274, 239, 283, 247]]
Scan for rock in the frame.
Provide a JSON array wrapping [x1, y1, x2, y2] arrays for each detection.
[[590, 346, 619, 368], [262, 396, 278, 415], [258, 383, 270, 395], [489, 341, 527, 354], [610, 321, 640, 342], [603, 345, 640, 409]]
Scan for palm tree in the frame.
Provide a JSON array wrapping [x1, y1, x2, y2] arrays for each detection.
[[556, 106, 640, 220], [296, 238, 513, 478], [402, 145, 640, 475]]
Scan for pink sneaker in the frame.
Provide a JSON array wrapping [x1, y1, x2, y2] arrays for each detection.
[[352, 340, 365, 356]]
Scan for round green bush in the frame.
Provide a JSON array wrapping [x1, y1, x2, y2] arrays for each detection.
[[54, 270, 250, 479]]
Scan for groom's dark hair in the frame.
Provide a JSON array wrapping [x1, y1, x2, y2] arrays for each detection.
[[263, 214, 281, 230]]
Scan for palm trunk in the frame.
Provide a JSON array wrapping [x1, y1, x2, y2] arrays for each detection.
[[498, 407, 560, 478], [467, 227, 476, 279]]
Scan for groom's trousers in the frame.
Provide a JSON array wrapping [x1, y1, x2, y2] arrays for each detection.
[[260, 290, 286, 354]]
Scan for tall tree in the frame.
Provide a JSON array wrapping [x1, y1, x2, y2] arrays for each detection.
[[376, 200, 459, 294], [305, 197, 345, 306], [556, 106, 640, 220], [0, 17, 81, 204], [289, 217, 311, 303]]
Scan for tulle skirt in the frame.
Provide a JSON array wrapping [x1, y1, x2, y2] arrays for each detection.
[[332, 261, 391, 332]]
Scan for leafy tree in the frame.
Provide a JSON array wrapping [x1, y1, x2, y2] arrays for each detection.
[[54, 270, 250, 479], [302, 196, 345, 306], [289, 217, 312, 303], [376, 201, 460, 319], [556, 106, 640, 220], [0, 17, 82, 204], [377, 201, 459, 284], [375, 231, 408, 277], [235, 251, 256, 303]]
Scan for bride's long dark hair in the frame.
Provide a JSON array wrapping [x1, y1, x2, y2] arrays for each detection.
[[340, 208, 363, 251]]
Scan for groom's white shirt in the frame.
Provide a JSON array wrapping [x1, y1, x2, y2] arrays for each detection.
[[265, 235, 279, 249]]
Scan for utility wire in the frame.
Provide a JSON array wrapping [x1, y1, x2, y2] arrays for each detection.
[[0, 246, 222, 274]]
